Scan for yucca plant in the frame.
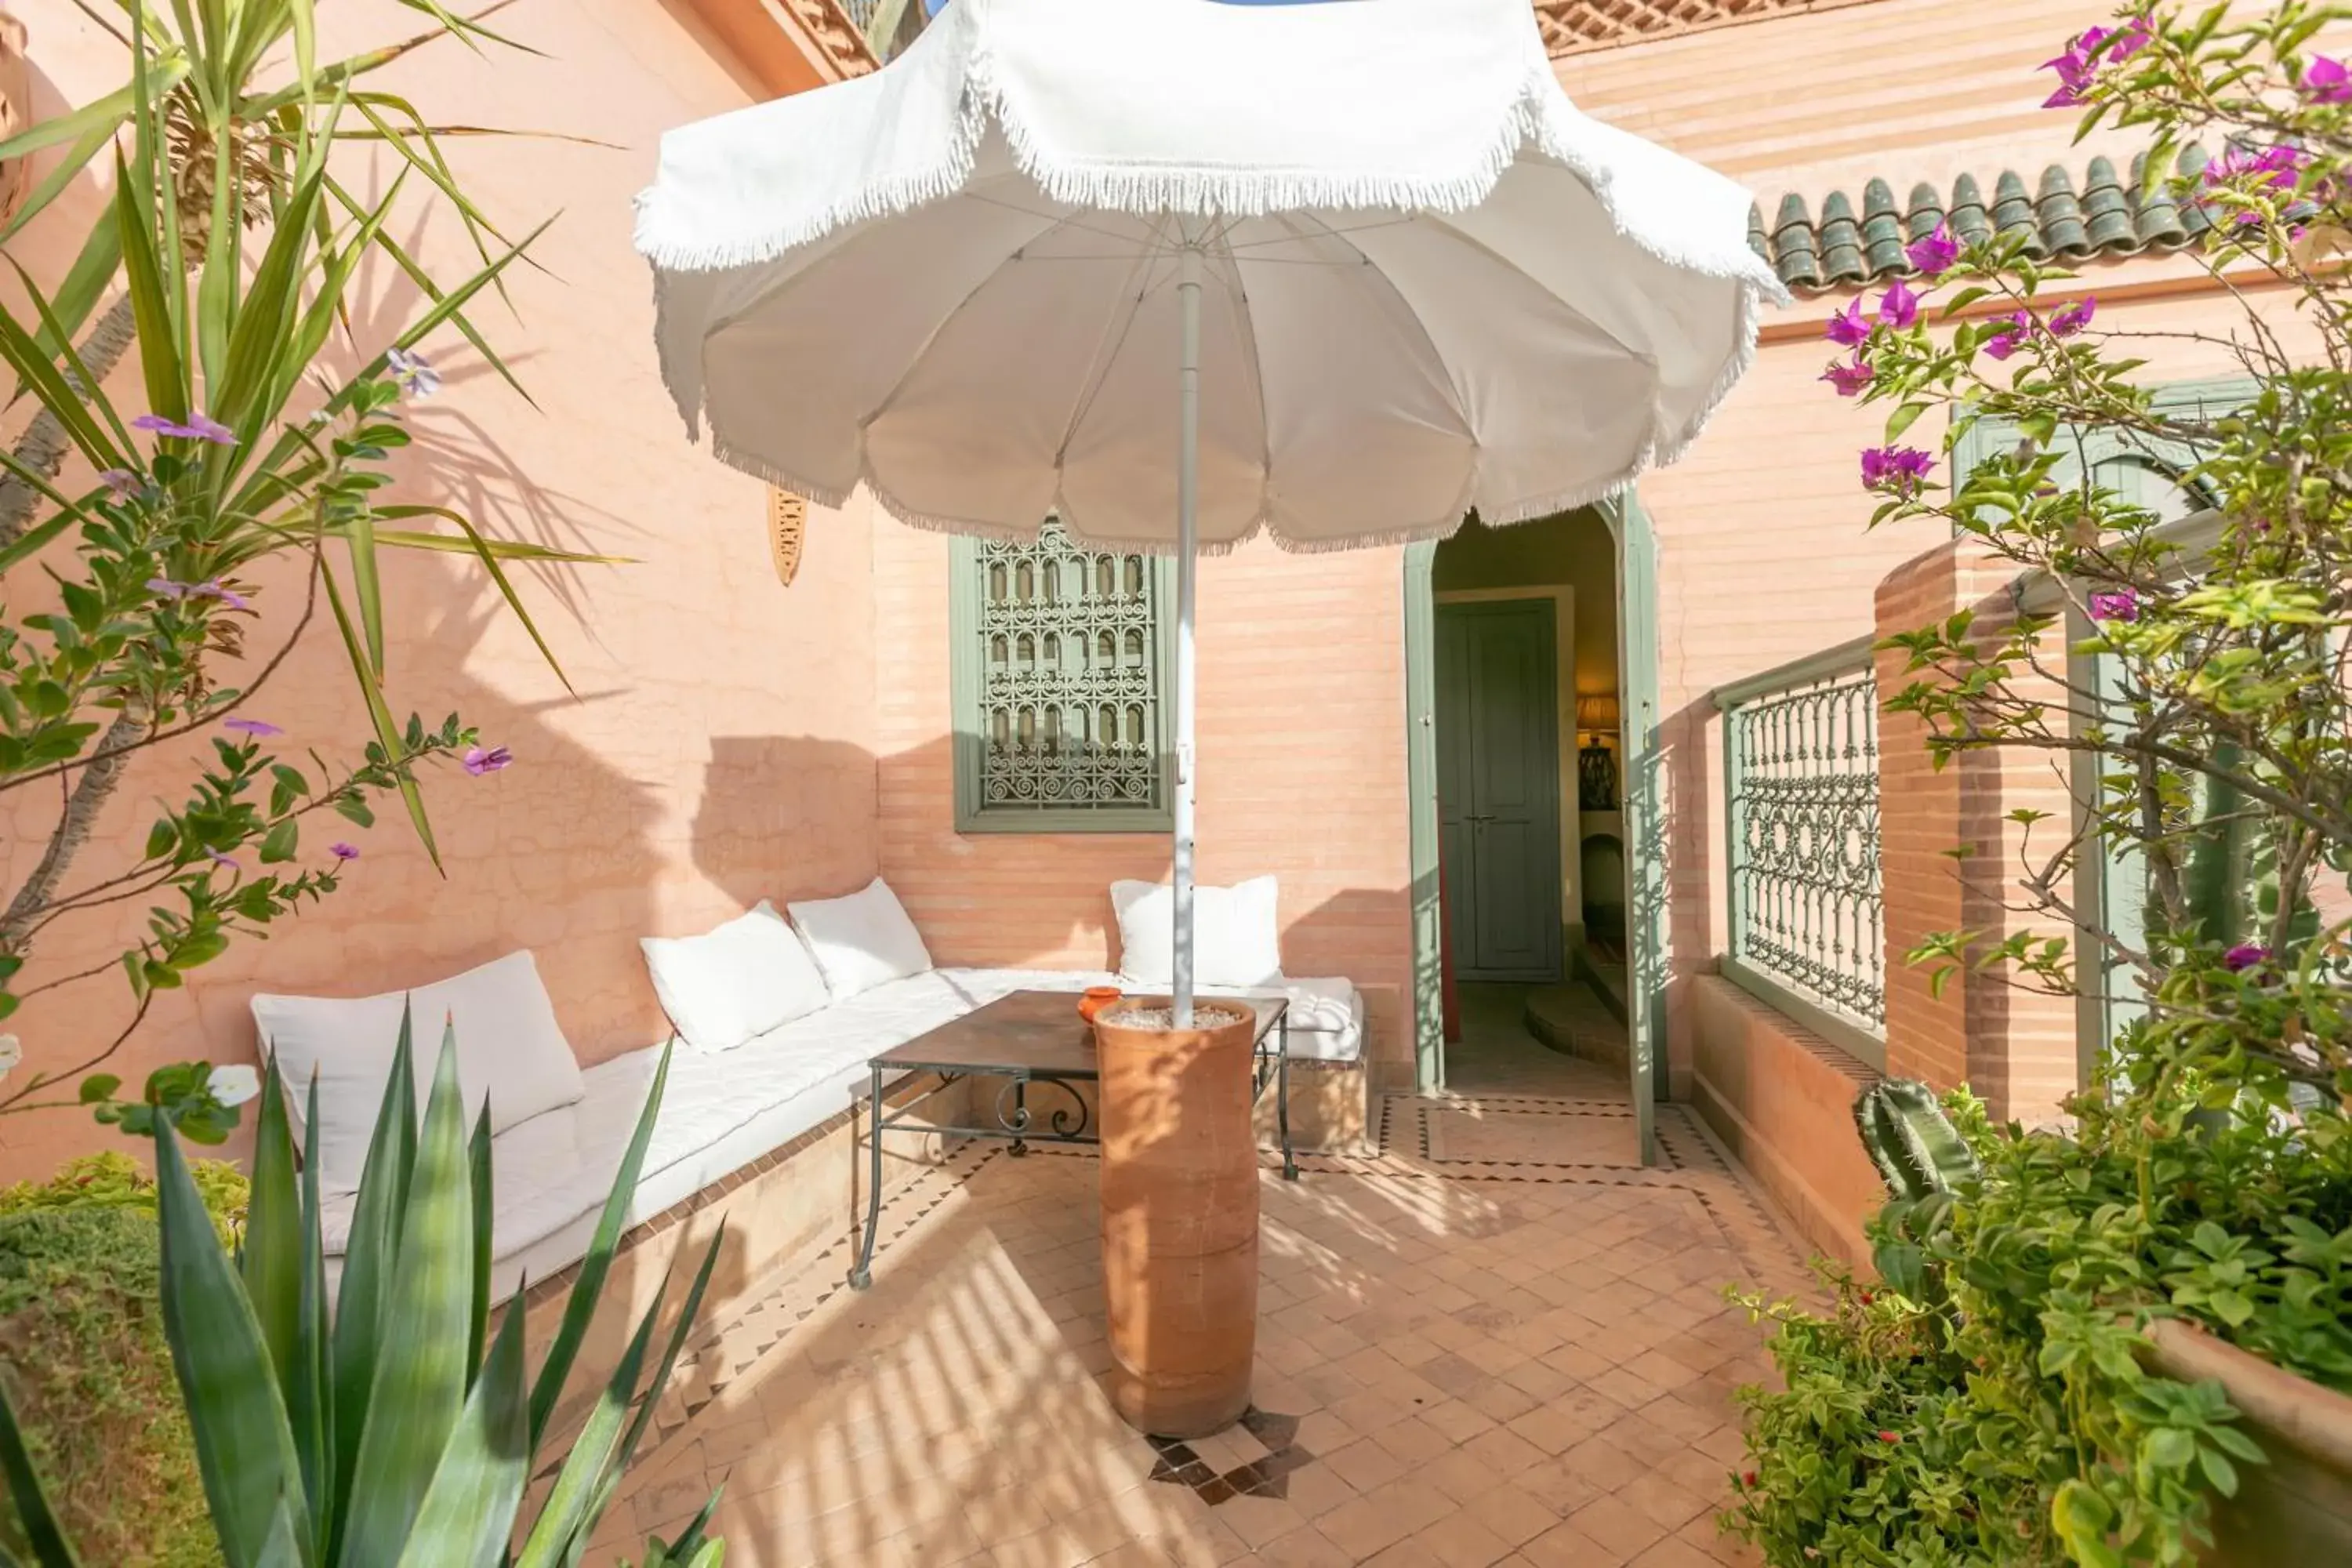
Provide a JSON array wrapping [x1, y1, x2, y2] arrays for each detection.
[[0, 1, 619, 1131], [0, 0, 570, 539], [0, 1011, 725, 1566]]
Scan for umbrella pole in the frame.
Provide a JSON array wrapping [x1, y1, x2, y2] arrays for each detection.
[[1173, 238, 1203, 1028]]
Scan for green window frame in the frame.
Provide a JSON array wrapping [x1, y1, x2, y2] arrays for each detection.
[[949, 519, 1177, 833]]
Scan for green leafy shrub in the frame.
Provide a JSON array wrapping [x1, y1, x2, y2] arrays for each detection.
[[0, 1153, 251, 1566], [1731, 3, 2352, 1564], [2, 1150, 249, 1244], [1730, 1082, 2348, 1565], [0, 1014, 724, 1567]]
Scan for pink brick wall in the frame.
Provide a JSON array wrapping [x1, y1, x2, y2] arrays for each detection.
[[0, 0, 881, 1182]]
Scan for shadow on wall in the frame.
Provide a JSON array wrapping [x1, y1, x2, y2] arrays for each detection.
[[693, 736, 885, 911], [1655, 695, 1715, 1100]]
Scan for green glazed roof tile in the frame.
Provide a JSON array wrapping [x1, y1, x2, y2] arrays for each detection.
[[1860, 178, 1907, 274], [1818, 191, 1866, 283], [2038, 165, 2089, 257], [1764, 144, 2217, 293], [2082, 156, 2134, 251]]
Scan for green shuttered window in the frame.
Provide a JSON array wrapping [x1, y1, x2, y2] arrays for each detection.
[[949, 519, 1175, 833]]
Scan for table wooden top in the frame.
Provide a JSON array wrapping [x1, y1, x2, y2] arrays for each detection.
[[869, 989, 1283, 1075]]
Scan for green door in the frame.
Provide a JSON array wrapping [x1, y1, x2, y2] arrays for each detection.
[[1436, 601, 1564, 983]]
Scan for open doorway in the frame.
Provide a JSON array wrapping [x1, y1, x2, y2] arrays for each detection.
[[1428, 507, 1632, 1099]]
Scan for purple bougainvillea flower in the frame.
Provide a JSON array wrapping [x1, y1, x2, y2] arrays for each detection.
[[385, 347, 442, 398], [2205, 144, 2303, 191], [1824, 299, 1871, 347], [147, 577, 192, 601], [1905, 223, 1959, 278], [330, 842, 361, 863], [132, 412, 237, 445], [1878, 278, 1921, 330], [463, 744, 514, 776], [2088, 589, 2140, 622], [2050, 296, 2097, 337], [1981, 310, 2033, 361], [2042, 42, 2094, 107], [2042, 20, 2150, 108], [2224, 943, 2270, 972], [1820, 358, 1875, 397], [96, 468, 141, 500], [2304, 56, 2352, 104], [1860, 445, 1936, 498], [204, 850, 240, 872], [223, 717, 283, 737]]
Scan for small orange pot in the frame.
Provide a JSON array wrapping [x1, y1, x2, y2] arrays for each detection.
[[1077, 986, 1123, 1022]]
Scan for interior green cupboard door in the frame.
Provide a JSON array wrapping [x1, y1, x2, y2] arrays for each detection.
[[1436, 601, 1564, 983]]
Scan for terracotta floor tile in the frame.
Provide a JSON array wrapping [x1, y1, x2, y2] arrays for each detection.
[[1567, 1495, 1671, 1561], [1632, 1534, 1735, 1568], [1325, 1438, 1408, 1493], [1423, 1446, 1510, 1504], [1419, 1398, 1497, 1445], [1618, 1472, 1713, 1534], [600, 1065, 1808, 1568], [1254, 1526, 1356, 1568], [1519, 1520, 1626, 1568], [1416, 1508, 1519, 1568], [1278, 1461, 1359, 1521], [1458, 1423, 1549, 1478], [1475, 1480, 1564, 1548], [1372, 1414, 1456, 1467]]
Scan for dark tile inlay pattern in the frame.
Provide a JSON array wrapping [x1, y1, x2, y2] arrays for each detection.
[[1145, 1406, 1313, 1506]]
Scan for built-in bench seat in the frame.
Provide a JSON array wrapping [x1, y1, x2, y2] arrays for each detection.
[[318, 965, 1364, 1305]]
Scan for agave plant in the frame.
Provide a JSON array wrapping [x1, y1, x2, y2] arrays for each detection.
[[0, 1012, 723, 1566]]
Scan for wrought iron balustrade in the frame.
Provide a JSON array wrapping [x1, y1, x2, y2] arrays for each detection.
[[1713, 636, 1885, 1062]]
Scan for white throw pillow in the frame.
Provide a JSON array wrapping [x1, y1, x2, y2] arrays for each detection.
[[251, 950, 586, 1196], [641, 901, 831, 1052], [1112, 876, 1283, 989], [787, 877, 934, 1002]]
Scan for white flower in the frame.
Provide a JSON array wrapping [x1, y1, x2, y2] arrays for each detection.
[[209, 1063, 261, 1107], [0, 1033, 17, 1084]]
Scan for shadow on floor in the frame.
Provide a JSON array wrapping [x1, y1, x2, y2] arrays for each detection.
[[1443, 981, 1628, 1100]]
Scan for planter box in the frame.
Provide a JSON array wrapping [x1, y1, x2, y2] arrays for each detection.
[[2145, 1318, 2352, 1563]]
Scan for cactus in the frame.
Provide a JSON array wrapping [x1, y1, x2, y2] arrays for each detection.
[[1853, 1079, 1981, 1200], [2182, 741, 2255, 949]]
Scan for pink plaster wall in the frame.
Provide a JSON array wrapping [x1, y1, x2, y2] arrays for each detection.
[[0, 0, 878, 1182]]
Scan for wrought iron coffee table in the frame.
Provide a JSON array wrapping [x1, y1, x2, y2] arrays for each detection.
[[848, 989, 1297, 1289]]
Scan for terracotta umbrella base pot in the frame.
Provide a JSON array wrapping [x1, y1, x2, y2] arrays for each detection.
[[1096, 1000, 1260, 1439]]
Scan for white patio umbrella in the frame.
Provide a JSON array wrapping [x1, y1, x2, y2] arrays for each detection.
[[636, 0, 1781, 1022]]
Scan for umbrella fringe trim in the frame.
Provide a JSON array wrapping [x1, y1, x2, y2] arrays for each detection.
[[635, 43, 1788, 310]]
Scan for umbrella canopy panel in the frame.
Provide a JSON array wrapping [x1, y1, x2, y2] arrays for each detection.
[[639, 0, 1784, 554]]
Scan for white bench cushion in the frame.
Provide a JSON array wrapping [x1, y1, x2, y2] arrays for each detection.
[[641, 901, 831, 1052], [255, 951, 586, 1198], [321, 967, 1360, 1303]]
